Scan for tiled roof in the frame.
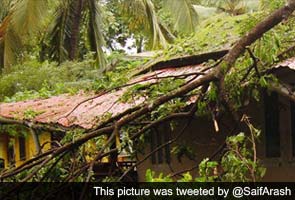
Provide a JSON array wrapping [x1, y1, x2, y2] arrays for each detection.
[[0, 64, 207, 129]]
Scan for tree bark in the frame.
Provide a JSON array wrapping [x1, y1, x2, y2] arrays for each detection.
[[69, 0, 84, 60]]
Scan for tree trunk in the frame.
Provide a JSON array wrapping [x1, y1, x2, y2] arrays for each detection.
[[136, 37, 143, 53], [69, 0, 84, 60]]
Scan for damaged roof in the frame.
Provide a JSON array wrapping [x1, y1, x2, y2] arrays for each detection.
[[268, 57, 295, 84], [0, 64, 208, 130], [1, 51, 294, 130]]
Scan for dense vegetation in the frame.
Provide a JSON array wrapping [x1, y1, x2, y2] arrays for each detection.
[[0, 0, 288, 103], [0, 0, 294, 184]]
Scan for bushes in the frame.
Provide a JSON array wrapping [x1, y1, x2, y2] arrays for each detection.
[[0, 53, 146, 102], [0, 59, 100, 102]]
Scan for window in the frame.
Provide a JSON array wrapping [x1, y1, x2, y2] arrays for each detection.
[[150, 125, 171, 164], [19, 137, 26, 161], [264, 92, 280, 158], [8, 144, 15, 167], [51, 132, 63, 149]]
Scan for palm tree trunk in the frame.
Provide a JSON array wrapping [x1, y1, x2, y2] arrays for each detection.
[[69, 0, 84, 60], [136, 37, 144, 53]]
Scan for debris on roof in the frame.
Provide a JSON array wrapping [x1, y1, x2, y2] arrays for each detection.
[[0, 64, 208, 130]]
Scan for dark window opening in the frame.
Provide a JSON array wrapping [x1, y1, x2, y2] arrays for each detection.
[[50, 132, 64, 149], [150, 125, 171, 164], [8, 144, 15, 167], [0, 158, 4, 169], [264, 92, 280, 158], [19, 137, 26, 161]]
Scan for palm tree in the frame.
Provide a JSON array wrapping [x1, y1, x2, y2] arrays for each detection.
[[41, 0, 106, 68], [0, 0, 200, 70], [121, 0, 200, 47], [0, 0, 48, 69], [121, 0, 174, 49]]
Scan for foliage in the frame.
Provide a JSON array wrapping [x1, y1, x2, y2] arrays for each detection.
[[221, 132, 265, 182], [119, 77, 189, 125], [92, 54, 147, 91], [121, 0, 173, 49], [259, 0, 286, 11], [40, 0, 107, 68], [2, 0, 247, 70], [223, 14, 295, 109], [0, 124, 28, 137], [0, 0, 10, 21], [0, 53, 146, 102], [147, 8, 295, 111], [0, 0, 202, 69], [171, 145, 196, 163], [102, 0, 134, 52], [162, 0, 199, 34], [161, 12, 250, 59], [195, 158, 218, 182], [0, 59, 96, 102], [146, 120, 266, 182], [145, 169, 173, 182], [23, 109, 45, 120], [0, 0, 49, 68], [204, 0, 249, 15], [0, 0, 292, 183], [120, 78, 185, 103]]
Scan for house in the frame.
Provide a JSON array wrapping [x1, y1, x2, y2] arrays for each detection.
[[0, 91, 139, 179], [136, 56, 295, 182], [0, 126, 51, 169], [0, 51, 294, 181]]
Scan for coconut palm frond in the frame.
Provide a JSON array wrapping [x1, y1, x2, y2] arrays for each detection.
[[144, 0, 169, 49], [3, 27, 22, 68], [0, 15, 11, 68], [87, 0, 106, 69], [44, 0, 73, 63], [164, 0, 199, 34], [0, 0, 11, 22], [0, 0, 49, 68], [0, 15, 11, 39], [0, 39, 4, 68], [10, 0, 48, 36], [122, 0, 172, 49]]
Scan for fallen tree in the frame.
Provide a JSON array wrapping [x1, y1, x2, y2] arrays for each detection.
[[1, 0, 295, 184]]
